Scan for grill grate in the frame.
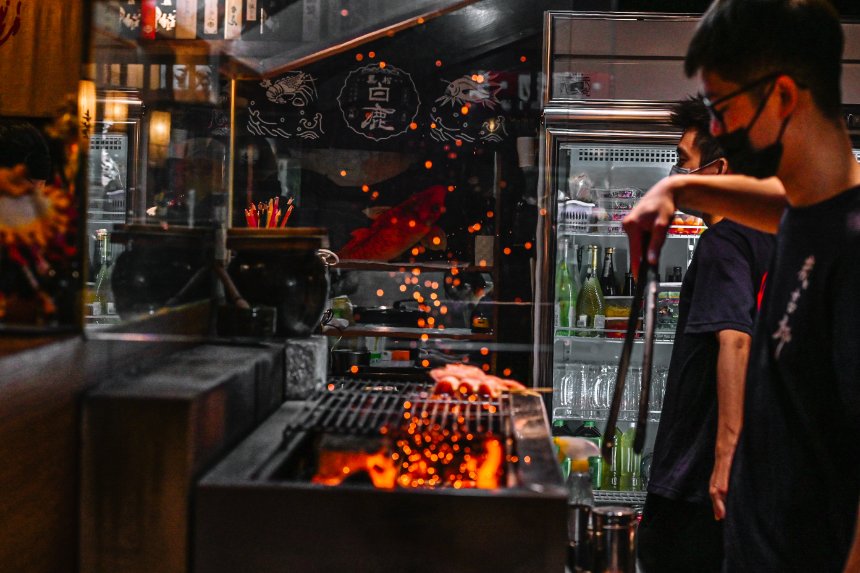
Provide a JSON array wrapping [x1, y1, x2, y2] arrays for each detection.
[[404, 391, 508, 436], [594, 489, 647, 506], [575, 147, 677, 165], [285, 378, 511, 437]]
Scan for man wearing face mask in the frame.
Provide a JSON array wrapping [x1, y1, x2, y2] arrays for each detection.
[[623, 1, 860, 571], [637, 97, 775, 573]]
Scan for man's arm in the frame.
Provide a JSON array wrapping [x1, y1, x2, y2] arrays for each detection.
[[623, 174, 786, 277], [709, 329, 752, 520], [673, 175, 787, 234]]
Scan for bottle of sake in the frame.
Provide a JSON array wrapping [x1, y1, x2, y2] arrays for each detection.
[[574, 245, 606, 337], [555, 235, 578, 336]]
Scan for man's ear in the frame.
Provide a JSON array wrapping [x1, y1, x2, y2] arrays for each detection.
[[699, 158, 729, 175], [775, 75, 799, 118]]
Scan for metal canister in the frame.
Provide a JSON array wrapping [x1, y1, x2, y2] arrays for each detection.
[[591, 506, 636, 573]]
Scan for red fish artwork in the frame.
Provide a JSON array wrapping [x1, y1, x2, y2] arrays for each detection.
[[338, 185, 447, 261]]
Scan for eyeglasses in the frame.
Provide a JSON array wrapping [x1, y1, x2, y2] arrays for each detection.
[[669, 157, 722, 176], [701, 72, 783, 129]]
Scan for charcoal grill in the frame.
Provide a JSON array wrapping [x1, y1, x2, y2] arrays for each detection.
[[195, 378, 567, 573]]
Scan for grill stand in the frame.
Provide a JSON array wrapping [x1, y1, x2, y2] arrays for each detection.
[[195, 387, 567, 573]]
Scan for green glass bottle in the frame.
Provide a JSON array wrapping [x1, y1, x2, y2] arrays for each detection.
[[619, 424, 642, 491], [602, 425, 623, 490], [574, 246, 606, 337], [573, 420, 603, 490], [555, 236, 578, 336]]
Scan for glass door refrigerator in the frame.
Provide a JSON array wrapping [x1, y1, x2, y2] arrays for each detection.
[[535, 11, 860, 506], [534, 12, 705, 505]]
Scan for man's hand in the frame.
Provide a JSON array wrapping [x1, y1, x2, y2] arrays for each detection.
[[709, 451, 734, 520], [622, 176, 678, 279]]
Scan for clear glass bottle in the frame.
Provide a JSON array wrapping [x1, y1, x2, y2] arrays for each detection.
[[93, 229, 115, 321], [566, 458, 594, 573]]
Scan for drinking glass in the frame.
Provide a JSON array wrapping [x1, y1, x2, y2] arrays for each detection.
[[584, 363, 600, 419], [648, 367, 668, 422], [554, 365, 571, 407], [598, 364, 617, 412], [570, 363, 586, 413], [621, 367, 641, 422]]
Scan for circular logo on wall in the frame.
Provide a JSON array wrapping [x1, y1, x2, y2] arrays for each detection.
[[337, 63, 420, 142]]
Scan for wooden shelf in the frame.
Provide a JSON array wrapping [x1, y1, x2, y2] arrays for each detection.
[[324, 325, 494, 341], [334, 260, 493, 273]]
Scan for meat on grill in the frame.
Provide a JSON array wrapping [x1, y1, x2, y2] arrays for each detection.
[[429, 364, 526, 397]]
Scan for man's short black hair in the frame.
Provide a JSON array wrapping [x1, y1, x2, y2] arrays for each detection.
[[671, 96, 724, 165], [685, 0, 843, 120], [0, 120, 51, 181]]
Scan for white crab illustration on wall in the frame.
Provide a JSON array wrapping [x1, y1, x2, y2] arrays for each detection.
[[435, 73, 502, 110]]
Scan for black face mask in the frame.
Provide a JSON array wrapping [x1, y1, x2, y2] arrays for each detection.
[[714, 81, 791, 179]]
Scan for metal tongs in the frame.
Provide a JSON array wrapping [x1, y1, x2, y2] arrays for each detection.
[[602, 233, 659, 461]]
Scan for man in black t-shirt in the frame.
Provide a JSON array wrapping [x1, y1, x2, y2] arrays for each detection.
[[637, 97, 775, 573], [623, 1, 860, 571]]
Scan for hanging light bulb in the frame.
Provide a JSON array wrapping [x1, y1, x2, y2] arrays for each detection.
[[149, 110, 172, 162], [103, 91, 129, 124], [78, 80, 97, 138]]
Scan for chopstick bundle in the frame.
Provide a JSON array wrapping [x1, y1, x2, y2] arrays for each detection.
[[244, 196, 296, 228]]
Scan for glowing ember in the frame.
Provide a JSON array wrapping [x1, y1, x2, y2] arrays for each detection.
[[310, 377, 522, 491], [392, 397, 505, 490], [313, 448, 397, 489]]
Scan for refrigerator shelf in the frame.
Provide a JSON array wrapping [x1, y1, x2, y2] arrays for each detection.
[[554, 331, 675, 344], [594, 490, 647, 506], [551, 408, 661, 424], [557, 230, 702, 240]]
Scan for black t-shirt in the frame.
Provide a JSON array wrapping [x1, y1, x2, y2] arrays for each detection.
[[648, 219, 774, 505], [725, 186, 860, 572]]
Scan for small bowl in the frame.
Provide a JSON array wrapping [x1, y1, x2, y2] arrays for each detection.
[[330, 349, 370, 374]]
